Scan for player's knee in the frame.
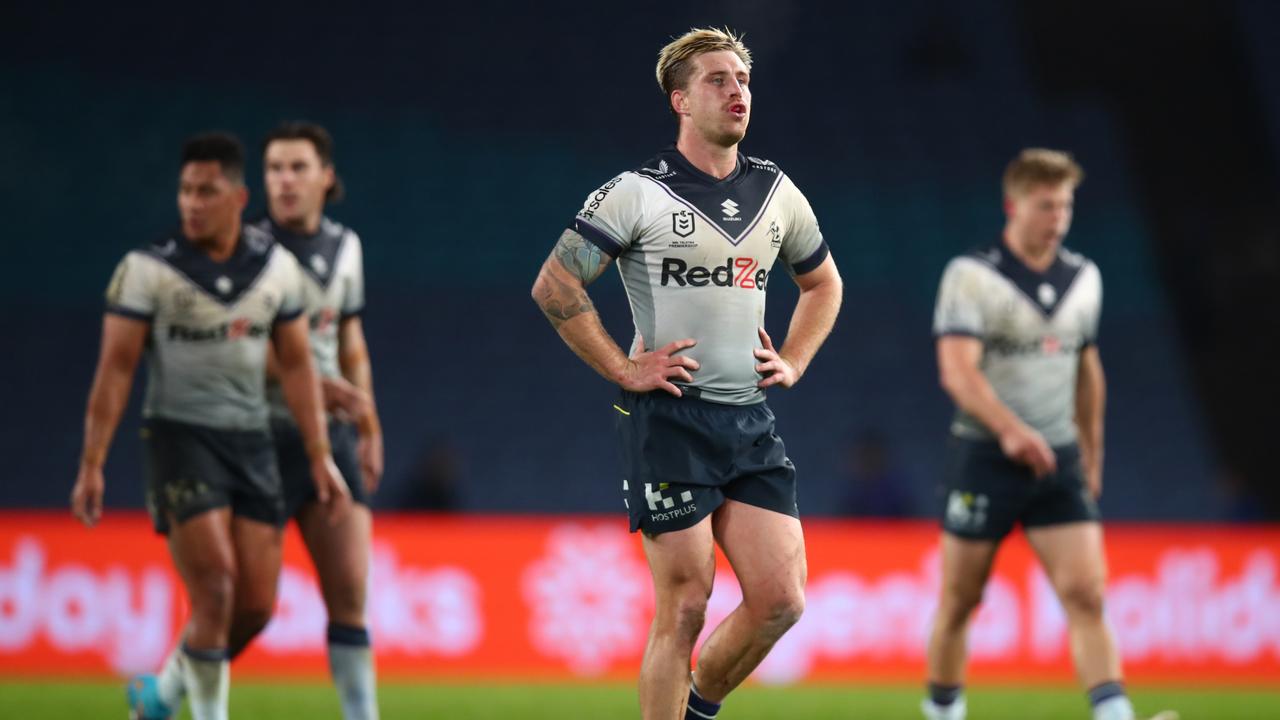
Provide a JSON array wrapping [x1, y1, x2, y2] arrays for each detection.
[[190, 566, 238, 620], [1058, 578, 1106, 618], [657, 588, 709, 643], [937, 584, 983, 627], [753, 590, 805, 636], [323, 582, 366, 624]]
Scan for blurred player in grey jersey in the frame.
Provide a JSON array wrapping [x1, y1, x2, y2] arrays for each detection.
[[245, 122, 383, 720], [71, 133, 349, 720], [532, 28, 842, 720], [923, 149, 1174, 720]]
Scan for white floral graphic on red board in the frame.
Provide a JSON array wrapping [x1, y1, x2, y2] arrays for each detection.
[[522, 524, 650, 674]]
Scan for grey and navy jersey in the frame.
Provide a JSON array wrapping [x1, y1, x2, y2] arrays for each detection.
[[251, 217, 365, 422], [933, 243, 1102, 446], [105, 227, 306, 431], [570, 147, 829, 405]]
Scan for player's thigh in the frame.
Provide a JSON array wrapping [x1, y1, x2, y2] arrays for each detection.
[[938, 532, 1000, 606], [230, 515, 284, 608], [167, 507, 237, 593], [296, 500, 372, 610], [1025, 521, 1107, 593], [711, 499, 806, 610], [642, 513, 717, 604]]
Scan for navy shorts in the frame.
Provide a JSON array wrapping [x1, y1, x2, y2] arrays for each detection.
[[272, 418, 368, 519], [615, 390, 798, 535], [940, 437, 1101, 540], [143, 418, 284, 535]]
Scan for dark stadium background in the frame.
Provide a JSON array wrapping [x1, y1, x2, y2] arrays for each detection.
[[2, 0, 1278, 522]]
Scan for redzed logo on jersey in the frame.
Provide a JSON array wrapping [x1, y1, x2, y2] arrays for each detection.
[[659, 257, 769, 291]]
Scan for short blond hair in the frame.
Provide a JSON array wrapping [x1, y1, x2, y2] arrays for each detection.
[[656, 28, 752, 114], [1003, 148, 1085, 197]]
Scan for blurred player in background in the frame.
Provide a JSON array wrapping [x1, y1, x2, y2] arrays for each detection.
[[532, 28, 842, 720], [70, 132, 349, 720], [924, 149, 1174, 720], [245, 121, 383, 720]]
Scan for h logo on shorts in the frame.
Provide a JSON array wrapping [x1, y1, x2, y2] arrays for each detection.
[[946, 490, 988, 531], [645, 482, 693, 511]]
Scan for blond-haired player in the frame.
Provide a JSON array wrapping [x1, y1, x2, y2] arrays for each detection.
[[532, 27, 841, 720], [924, 149, 1174, 720]]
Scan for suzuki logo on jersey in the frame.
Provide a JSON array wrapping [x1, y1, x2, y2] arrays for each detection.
[[168, 319, 270, 342], [721, 199, 741, 220], [660, 258, 769, 291]]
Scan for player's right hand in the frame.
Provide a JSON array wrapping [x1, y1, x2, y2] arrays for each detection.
[[310, 455, 353, 523], [998, 423, 1057, 479], [619, 336, 700, 397], [70, 464, 105, 528]]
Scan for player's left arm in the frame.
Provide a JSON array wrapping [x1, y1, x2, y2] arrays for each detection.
[[338, 315, 383, 492], [274, 316, 352, 517], [756, 254, 843, 388], [1075, 345, 1106, 498]]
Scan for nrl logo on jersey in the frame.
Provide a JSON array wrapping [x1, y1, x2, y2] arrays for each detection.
[[671, 210, 696, 238], [639, 159, 676, 180]]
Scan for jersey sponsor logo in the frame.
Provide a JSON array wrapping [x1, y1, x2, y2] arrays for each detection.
[[721, 198, 741, 220], [310, 253, 329, 277], [672, 210, 696, 238], [1037, 282, 1057, 307], [638, 159, 675, 180], [986, 334, 1081, 357], [168, 318, 271, 342], [578, 176, 624, 220], [310, 307, 336, 332], [214, 276, 233, 295], [660, 257, 769, 291]]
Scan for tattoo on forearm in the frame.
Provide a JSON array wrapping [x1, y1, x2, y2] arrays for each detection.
[[553, 229, 608, 283], [536, 262, 596, 330], [534, 229, 613, 330]]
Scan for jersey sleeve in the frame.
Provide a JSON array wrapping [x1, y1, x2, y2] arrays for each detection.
[[566, 173, 645, 258], [1082, 262, 1102, 347], [104, 251, 159, 321], [778, 177, 829, 275], [933, 258, 987, 338], [274, 248, 306, 325], [342, 231, 366, 318]]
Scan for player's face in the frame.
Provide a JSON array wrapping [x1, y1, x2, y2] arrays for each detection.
[[674, 50, 751, 148], [178, 161, 247, 243], [264, 139, 333, 227], [1009, 182, 1075, 253]]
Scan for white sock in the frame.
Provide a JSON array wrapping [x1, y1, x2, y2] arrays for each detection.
[[328, 623, 378, 720], [181, 645, 229, 720], [1093, 695, 1136, 720], [155, 645, 188, 708]]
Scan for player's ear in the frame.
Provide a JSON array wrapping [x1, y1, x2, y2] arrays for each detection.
[[236, 184, 249, 209], [672, 89, 690, 116], [1002, 195, 1013, 218]]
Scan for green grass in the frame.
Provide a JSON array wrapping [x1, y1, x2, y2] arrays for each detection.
[[0, 680, 1276, 718]]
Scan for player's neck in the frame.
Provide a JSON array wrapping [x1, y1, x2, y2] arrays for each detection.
[[271, 209, 322, 236], [193, 221, 241, 263], [676, 134, 739, 180], [1002, 230, 1056, 273]]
